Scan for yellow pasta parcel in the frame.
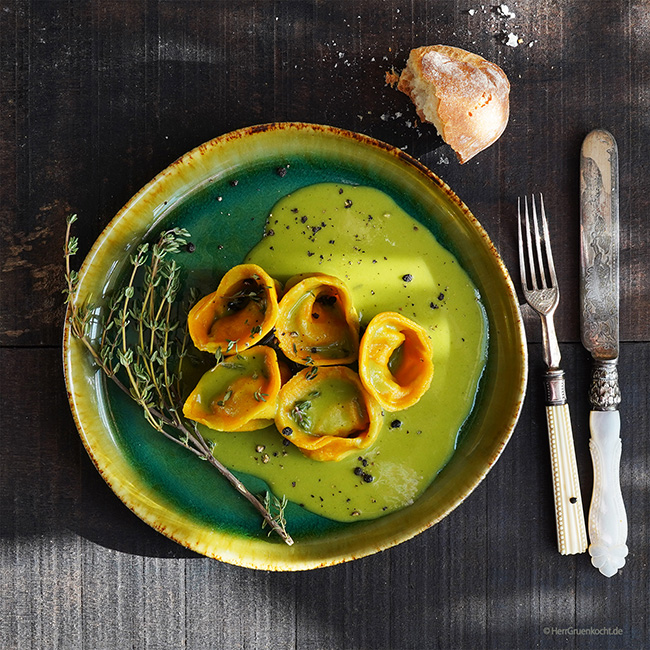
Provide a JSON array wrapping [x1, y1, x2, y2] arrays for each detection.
[[275, 365, 383, 462], [276, 273, 359, 366], [183, 345, 281, 432], [358, 311, 434, 411], [188, 264, 280, 355]]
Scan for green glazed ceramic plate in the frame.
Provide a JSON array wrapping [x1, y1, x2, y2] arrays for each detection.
[[63, 123, 527, 570]]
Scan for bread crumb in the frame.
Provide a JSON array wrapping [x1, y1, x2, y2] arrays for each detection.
[[385, 67, 400, 88]]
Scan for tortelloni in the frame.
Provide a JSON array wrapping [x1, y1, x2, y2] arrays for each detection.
[[359, 311, 434, 411], [187, 264, 280, 355], [275, 366, 383, 462], [183, 346, 282, 432], [276, 274, 359, 366]]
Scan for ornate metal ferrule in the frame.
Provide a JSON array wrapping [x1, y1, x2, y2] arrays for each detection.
[[544, 369, 567, 406], [589, 359, 621, 411]]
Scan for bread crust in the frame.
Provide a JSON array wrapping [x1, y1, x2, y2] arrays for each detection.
[[398, 45, 510, 163]]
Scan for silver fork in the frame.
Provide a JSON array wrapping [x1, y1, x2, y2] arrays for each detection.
[[518, 194, 587, 555]]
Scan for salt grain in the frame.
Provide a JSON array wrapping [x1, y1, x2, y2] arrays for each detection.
[[497, 3, 516, 19], [504, 32, 519, 47]]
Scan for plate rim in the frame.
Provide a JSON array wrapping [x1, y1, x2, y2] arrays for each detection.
[[63, 121, 528, 570]]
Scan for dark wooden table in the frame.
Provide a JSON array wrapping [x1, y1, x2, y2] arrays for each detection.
[[2, 1, 648, 648]]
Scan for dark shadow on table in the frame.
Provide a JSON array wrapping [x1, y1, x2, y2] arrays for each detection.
[[70, 437, 204, 559], [0, 352, 200, 558]]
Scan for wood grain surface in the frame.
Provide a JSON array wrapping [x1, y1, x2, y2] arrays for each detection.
[[1, 1, 648, 649]]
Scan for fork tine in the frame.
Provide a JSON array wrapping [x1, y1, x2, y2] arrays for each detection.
[[523, 196, 538, 290], [539, 194, 557, 287], [517, 197, 528, 289], [531, 195, 549, 289]]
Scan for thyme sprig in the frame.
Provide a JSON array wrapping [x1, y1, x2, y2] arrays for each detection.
[[64, 215, 293, 546], [292, 399, 312, 431]]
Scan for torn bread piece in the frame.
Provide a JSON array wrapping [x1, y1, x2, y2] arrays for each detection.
[[398, 45, 510, 163]]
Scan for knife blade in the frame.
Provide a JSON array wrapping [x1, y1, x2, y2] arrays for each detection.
[[580, 129, 628, 577]]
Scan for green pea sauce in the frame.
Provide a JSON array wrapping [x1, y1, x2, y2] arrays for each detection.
[[202, 183, 488, 522]]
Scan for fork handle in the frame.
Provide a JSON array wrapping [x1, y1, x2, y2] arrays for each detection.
[[544, 370, 588, 555]]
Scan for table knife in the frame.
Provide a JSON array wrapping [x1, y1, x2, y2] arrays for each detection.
[[580, 129, 628, 577]]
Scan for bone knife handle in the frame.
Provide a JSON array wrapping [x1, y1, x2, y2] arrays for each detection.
[[588, 410, 628, 576], [545, 397, 588, 555]]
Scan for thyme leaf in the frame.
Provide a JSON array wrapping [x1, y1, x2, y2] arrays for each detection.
[[216, 389, 232, 407], [221, 362, 246, 370]]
